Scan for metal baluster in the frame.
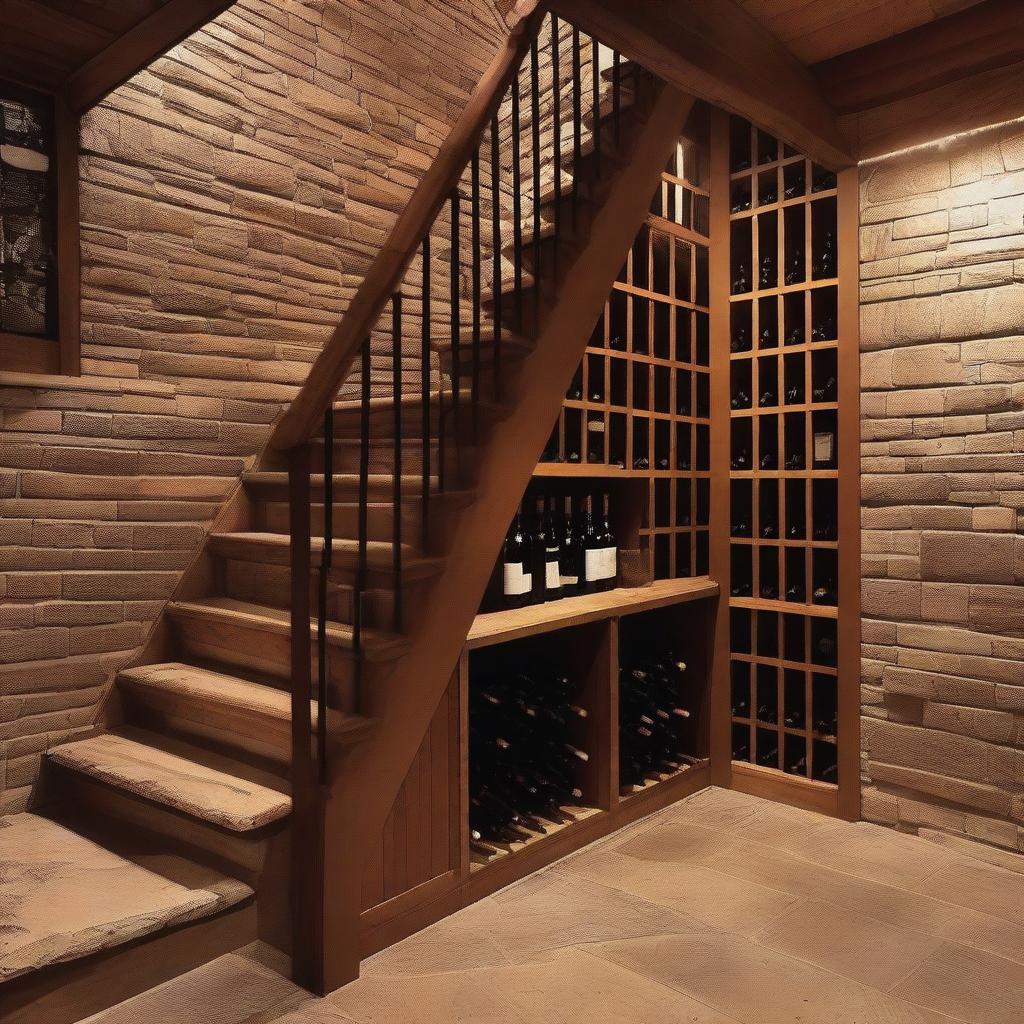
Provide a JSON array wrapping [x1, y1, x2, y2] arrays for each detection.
[[317, 407, 333, 784], [421, 236, 431, 552], [450, 189, 461, 452], [511, 71, 523, 327], [591, 34, 601, 178], [470, 150, 482, 441], [530, 36, 541, 292], [490, 115, 503, 398], [572, 25, 581, 228], [551, 14, 561, 275], [354, 338, 370, 699], [392, 293, 402, 632], [613, 50, 621, 145]]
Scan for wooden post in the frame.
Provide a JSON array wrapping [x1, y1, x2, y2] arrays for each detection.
[[707, 108, 733, 788], [836, 165, 862, 822]]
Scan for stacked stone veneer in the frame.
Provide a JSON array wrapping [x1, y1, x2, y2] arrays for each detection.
[[0, 0, 510, 811], [859, 119, 1024, 853]]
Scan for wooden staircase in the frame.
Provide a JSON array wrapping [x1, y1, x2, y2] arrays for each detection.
[[0, 13, 693, 1020]]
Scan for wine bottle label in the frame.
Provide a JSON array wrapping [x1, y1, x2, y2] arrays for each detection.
[[545, 560, 561, 590], [813, 431, 834, 464], [587, 419, 605, 433], [503, 563, 531, 596], [584, 549, 603, 582], [560, 571, 579, 586]]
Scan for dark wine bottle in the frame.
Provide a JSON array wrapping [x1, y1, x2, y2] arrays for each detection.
[[599, 492, 617, 592], [559, 498, 582, 597], [542, 496, 562, 602], [501, 512, 532, 609], [529, 496, 548, 605], [581, 495, 602, 594]]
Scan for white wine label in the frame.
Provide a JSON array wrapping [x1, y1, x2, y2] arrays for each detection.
[[813, 431, 834, 464], [603, 546, 618, 581], [560, 573, 579, 587], [585, 549, 603, 582], [503, 563, 531, 596], [587, 419, 606, 432], [545, 561, 561, 590]]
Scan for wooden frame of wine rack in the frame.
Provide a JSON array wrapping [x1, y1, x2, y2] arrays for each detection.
[[538, 115, 712, 581], [708, 110, 860, 819], [359, 579, 717, 958], [355, 103, 859, 962]]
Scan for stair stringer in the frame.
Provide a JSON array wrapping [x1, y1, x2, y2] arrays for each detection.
[[315, 82, 697, 993]]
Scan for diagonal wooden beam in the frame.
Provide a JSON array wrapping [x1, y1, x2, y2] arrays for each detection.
[[65, 0, 237, 114], [548, 0, 853, 169]]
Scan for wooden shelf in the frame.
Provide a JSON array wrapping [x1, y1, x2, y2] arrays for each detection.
[[619, 757, 709, 801], [467, 578, 719, 649], [469, 805, 602, 872]]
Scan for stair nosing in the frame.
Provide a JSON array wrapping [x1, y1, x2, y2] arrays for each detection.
[[48, 732, 292, 834]]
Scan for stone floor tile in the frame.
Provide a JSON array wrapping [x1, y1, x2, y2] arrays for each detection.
[[329, 947, 742, 1024], [484, 866, 703, 959], [755, 898, 946, 991], [588, 931, 965, 1024], [910, 858, 1024, 926], [892, 944, 1024, 1024], [662, 823, 1024, 965], [560, 847, 802, 939], [80, 949, 309, 1024]]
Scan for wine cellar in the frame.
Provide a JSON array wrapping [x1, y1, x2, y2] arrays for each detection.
[[357, 100, 859, 953], [8, 0, 1024, 1018]]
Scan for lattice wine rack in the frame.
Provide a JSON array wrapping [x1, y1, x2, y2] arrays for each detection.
[[723, 116, 844, 787], [539, 116, 712, 581]]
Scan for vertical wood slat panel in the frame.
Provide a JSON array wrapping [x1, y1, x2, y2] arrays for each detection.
[[362, 673, 459, 911]]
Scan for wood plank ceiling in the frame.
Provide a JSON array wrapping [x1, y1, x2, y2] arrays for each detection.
[[0, 0, 167, 92], [737, 0, 987, 63]]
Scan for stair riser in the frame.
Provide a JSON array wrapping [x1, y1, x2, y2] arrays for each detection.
[[120, 687, 293, 766], [256, 500, 433, 544], [47, 764, 273, 880], [168, 612, 389, 708], [310, 441, 441, 476], [220, 557, 413, 631]]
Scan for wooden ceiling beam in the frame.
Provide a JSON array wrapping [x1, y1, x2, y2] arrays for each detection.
[[548, 0, 853, 169], [814, 0, 1024, 115], [814, 0, 1024, 160], [65, 0, 236, 114]]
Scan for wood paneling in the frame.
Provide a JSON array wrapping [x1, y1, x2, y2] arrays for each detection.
[[814, 0, 1024, 159], [0, 0, 164, 92], [549, 0, 853, 169], [738, 0, 986, 64], [361, 679, 460, 911]]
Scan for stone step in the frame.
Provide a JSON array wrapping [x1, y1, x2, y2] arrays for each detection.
[[117, 662, 374, 761], [0, 812, 253, 984], [47, 732, 292, 834]]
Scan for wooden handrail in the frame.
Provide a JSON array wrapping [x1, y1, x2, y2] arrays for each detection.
[[268, 7, 548, 453]]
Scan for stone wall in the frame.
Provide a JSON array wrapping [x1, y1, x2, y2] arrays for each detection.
[[0, 0, 509, 811], [859, 119, 1024, 853]]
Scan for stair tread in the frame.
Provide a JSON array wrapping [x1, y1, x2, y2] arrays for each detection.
[[120, 662, 375, 743], [331, 387, 501, 413], [167, 596, 410, 659], [0, 812, 252, 982], [49, 732, 292, 833]]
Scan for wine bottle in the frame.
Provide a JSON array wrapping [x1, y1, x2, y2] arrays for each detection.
[[542, 496, 562, 602], [785, 249, 804, 284], [731, 389, 751, 410], [598, 491, 617, 592], [730, 326, 749, 353], [815, 230, 836, 278], [812, 376, 837, 402], [529, 496, 548, 605], [759, 254, 775, 289], [731, 262, 749, 294], [559, 498, 582, 597], [582, 495, 602, 594], [731, 448, 749, 470], [501, 512, 532, 609]]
